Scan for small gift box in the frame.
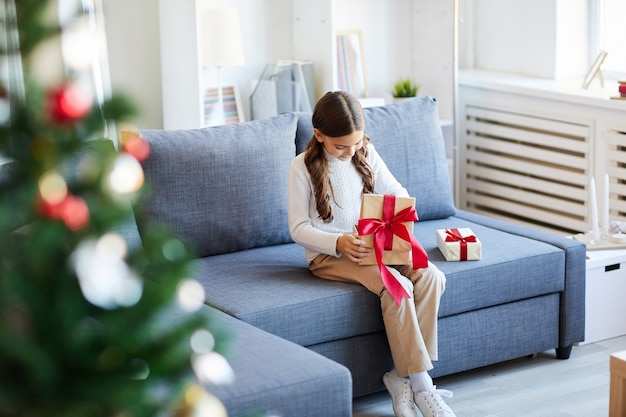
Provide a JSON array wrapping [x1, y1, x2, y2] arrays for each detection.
[[436, 228, 481, 261]]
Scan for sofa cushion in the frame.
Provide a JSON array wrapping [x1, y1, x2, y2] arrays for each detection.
[[200, 306, 352, 417], [294, 96, 455, 220], [195, 243, 382, 347], [138, 113, 298, 257], [193, 215, 564, 347], [295, 111, 314, 155], [153, 303, 352, 417]]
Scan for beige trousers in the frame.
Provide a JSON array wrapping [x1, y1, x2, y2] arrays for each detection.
[[309, 254, 446, 377]]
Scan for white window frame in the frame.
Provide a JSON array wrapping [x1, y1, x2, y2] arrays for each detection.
[[590, 0, 626, 80]]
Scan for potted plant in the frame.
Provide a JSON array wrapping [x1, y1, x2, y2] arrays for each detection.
[[392, 78, 420, 102]]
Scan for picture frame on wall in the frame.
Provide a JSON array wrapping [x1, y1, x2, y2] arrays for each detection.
[[204, 85, 244, 127]]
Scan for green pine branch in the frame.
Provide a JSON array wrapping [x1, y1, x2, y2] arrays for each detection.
[[0, 2, 227, 416]]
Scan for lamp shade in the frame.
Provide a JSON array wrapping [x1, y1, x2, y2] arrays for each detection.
[[201, 8, 245, 67]]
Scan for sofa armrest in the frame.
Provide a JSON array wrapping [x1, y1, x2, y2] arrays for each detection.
[[453, 210, 586, 351]]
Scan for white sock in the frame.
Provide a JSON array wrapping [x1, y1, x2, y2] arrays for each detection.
[[409, 371, 434, 393]]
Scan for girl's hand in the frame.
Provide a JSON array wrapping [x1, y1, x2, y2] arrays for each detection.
[[337, 233, 372, 263]]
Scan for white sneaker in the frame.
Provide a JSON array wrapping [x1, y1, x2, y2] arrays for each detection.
[[382, 369, 417, 417], [414, 386, 456, 417]]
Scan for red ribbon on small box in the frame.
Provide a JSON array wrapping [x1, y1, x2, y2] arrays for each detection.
[[444, 228, 477, 261], [357, 195, 428, 305]]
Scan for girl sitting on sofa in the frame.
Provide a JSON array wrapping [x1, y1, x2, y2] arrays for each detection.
[[287, 90, 456, 417]]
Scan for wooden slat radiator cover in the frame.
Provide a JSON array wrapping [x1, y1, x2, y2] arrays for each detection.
[[460, 105, 592, 234], [606, 128, 626, 226]]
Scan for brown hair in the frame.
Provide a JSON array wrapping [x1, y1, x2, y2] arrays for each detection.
[[304, 91, 374, 223]]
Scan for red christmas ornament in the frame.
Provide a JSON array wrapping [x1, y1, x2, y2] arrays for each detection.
[[58, 195, 90, 231], [46, 84, 91, 123], [122, 134, 151, 162], [36, 195, 63, 219], [36, 193, 90, 231]]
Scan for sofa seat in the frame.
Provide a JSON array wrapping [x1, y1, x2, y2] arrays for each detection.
[[155, 302, 352, 416], [415, 214, 564, 317], [197, 212, 565, 348], [203, 306, 352, 417], [196, 243, 381, 347]]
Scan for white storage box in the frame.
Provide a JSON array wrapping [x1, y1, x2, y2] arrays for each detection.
[[580, 249, 626, 345]]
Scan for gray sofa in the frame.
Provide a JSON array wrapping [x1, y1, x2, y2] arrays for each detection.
[[134, 97, 586, 417]]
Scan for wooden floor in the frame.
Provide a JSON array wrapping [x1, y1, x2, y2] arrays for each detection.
[[354, 335, 626, 417]]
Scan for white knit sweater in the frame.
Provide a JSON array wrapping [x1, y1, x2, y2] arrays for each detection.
[[288, 143, 409, 264]]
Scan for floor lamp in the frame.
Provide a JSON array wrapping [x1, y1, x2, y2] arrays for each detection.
[[201, 8, 245, 126]]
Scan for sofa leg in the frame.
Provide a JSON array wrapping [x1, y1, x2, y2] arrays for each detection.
[[556, 345, 573, 359]]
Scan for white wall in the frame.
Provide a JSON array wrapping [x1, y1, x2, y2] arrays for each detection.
[[105, 0, 297, 129], [102, 0, 163, 129], [412, 1, 456, 120], [333, 0, 413, 100], [103, 0, 593, 130], [103, 0, 455, 129], [460, 0, 587, 79], [200, 0, 294, 122]]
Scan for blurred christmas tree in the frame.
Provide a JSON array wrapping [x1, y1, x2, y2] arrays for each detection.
[[0, 1, 231, 416]]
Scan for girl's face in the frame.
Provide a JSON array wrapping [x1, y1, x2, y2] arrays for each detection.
[[314, 128, 364, 161]]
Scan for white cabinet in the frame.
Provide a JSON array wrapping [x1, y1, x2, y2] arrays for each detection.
[[457, 70, 626, 235], [581, 249, 626, 345]]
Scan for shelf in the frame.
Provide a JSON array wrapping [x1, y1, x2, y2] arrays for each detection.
[[459, 69, 625, 112]]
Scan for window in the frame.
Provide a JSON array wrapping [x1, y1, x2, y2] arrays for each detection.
[[593, 0, 626, 79]]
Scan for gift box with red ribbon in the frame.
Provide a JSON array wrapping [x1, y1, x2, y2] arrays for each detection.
[[358, 194, 418, 266], [357, 194, 429, 305], [436, 228, 481, 261]]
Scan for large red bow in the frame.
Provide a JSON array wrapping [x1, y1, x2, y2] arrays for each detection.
[[357, 195, 428, 305], [444, 228, 477, 261]]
